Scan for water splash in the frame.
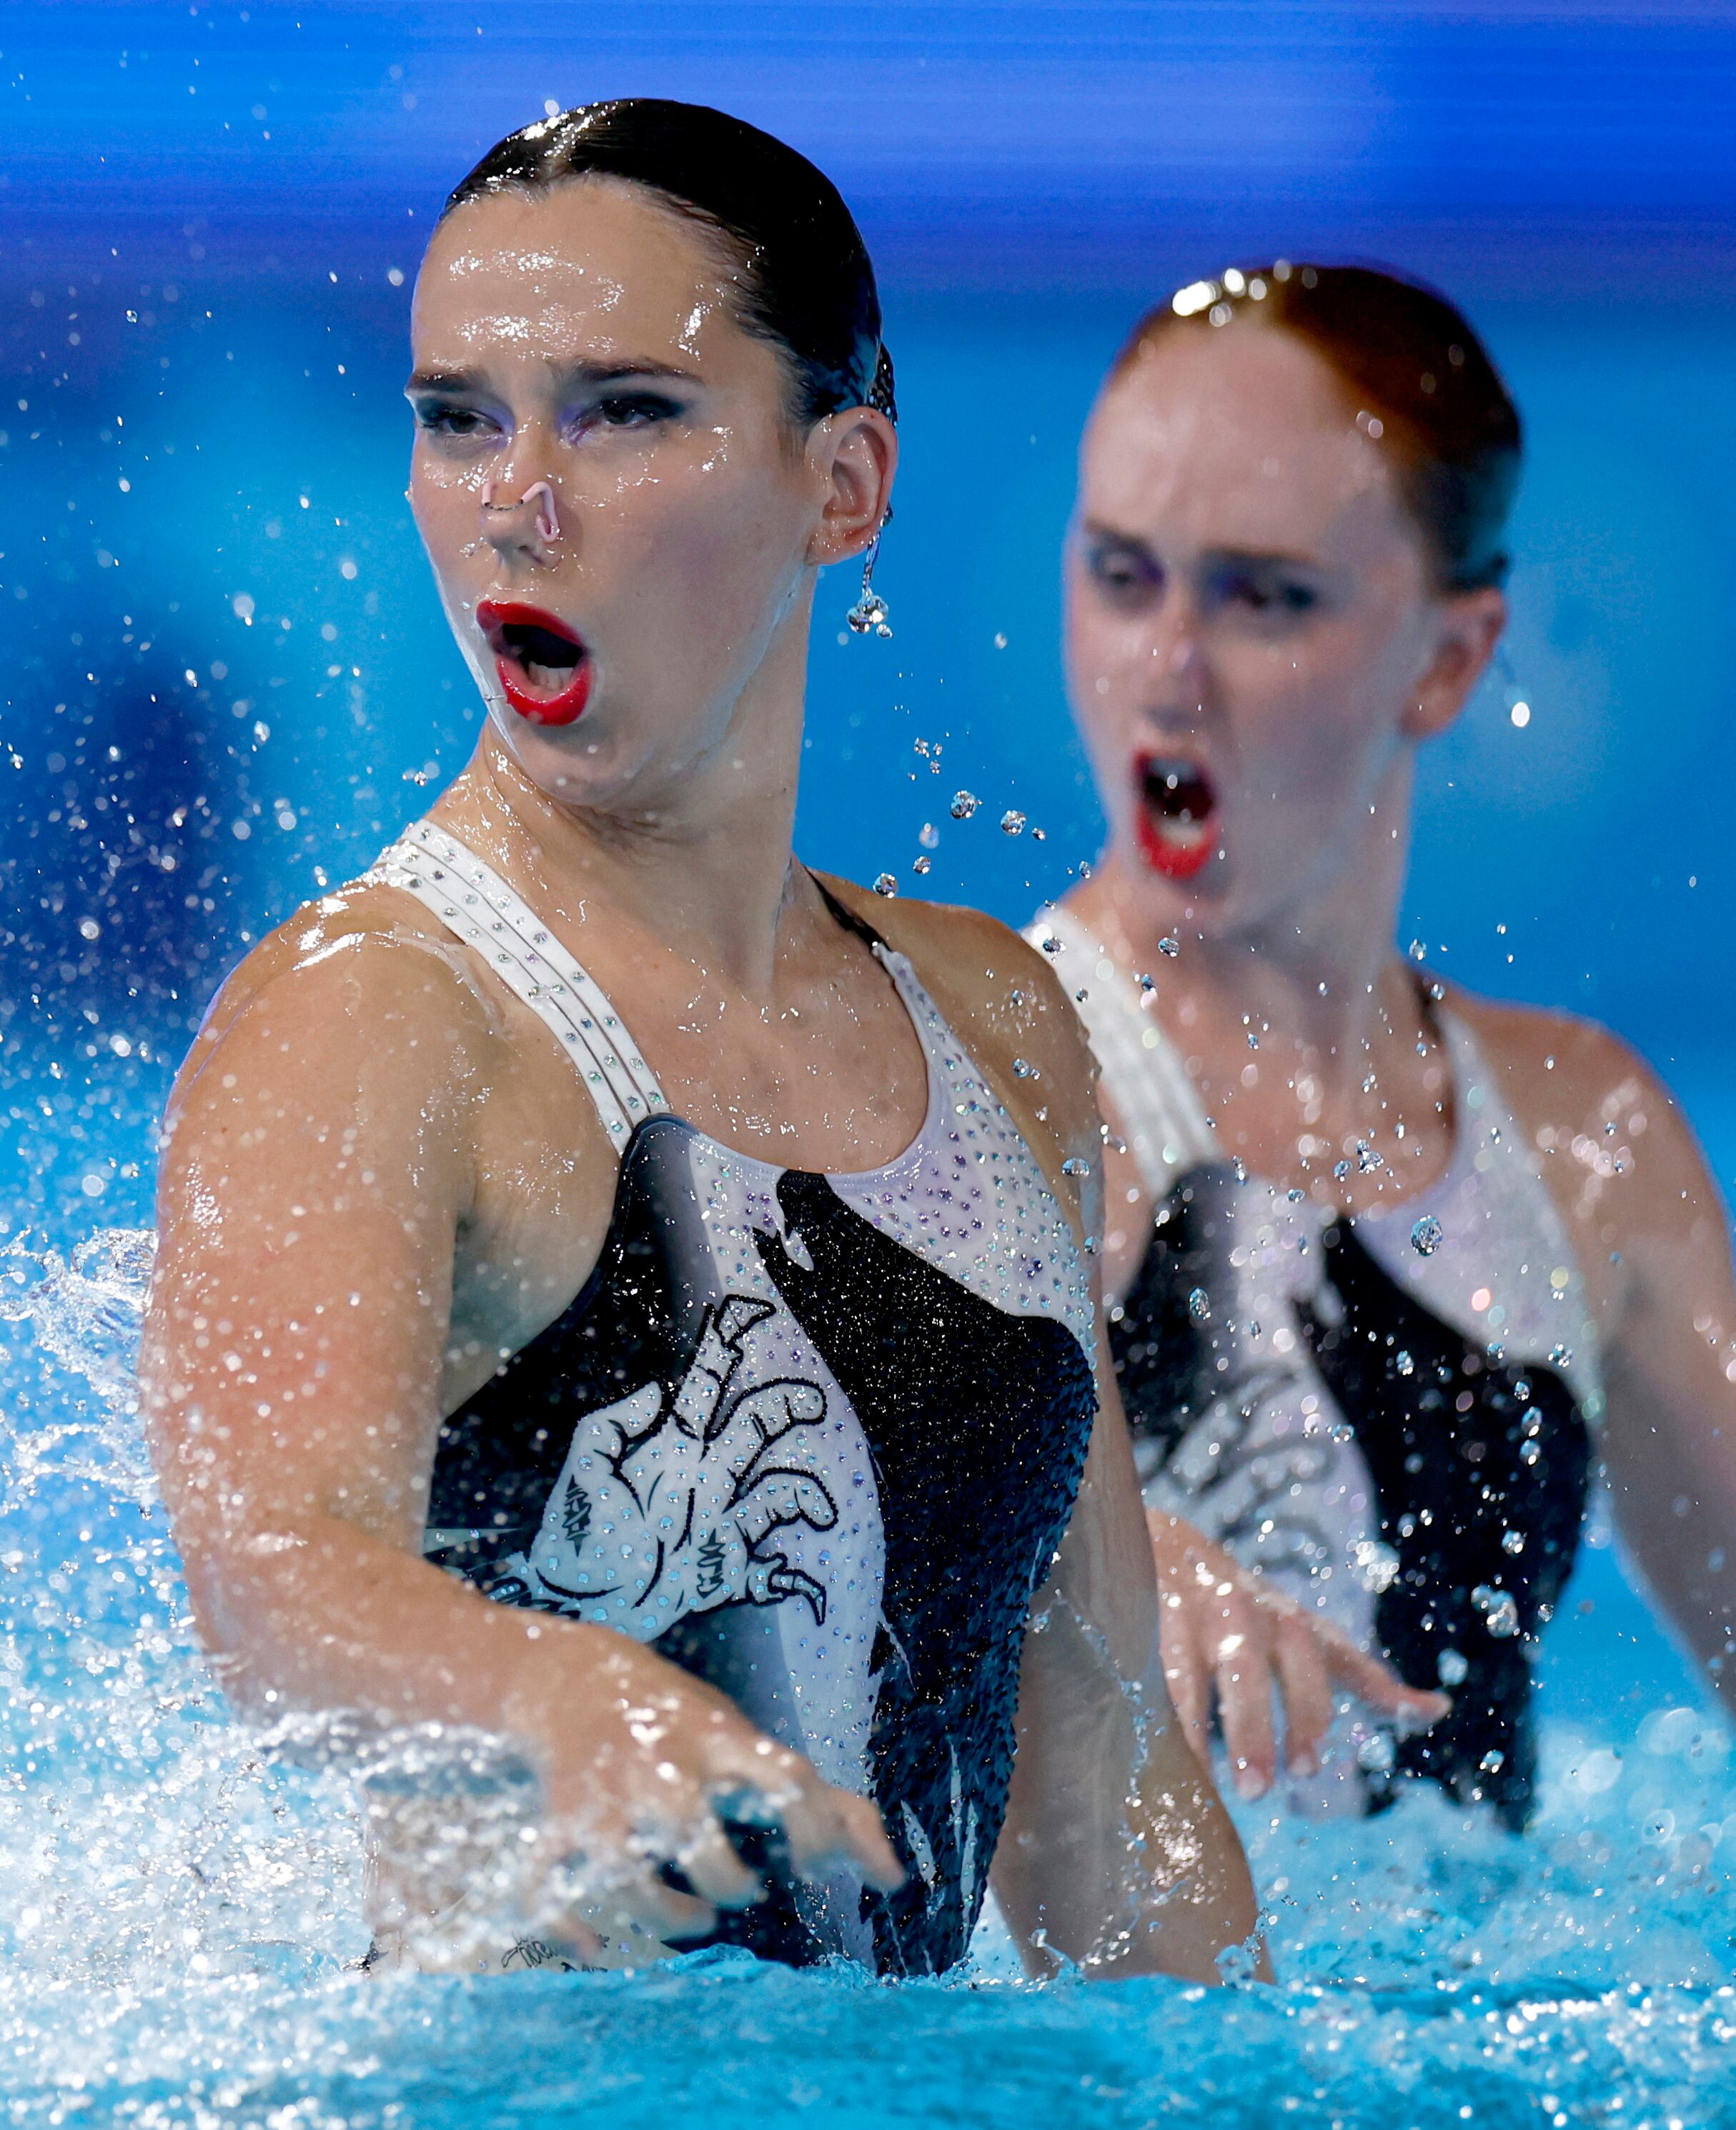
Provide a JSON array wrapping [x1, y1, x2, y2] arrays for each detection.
[[1, 1225, 159, 1504], [1, 1229, 1734, 2128]]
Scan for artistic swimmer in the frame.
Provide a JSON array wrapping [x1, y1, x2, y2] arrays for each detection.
[[140, 101, 1258, 1978], [1031, 264, 1736, 1826]]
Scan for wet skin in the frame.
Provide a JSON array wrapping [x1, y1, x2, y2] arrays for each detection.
[[142, 177, 1259, 1978], [1062, 319, 1736, 1793]]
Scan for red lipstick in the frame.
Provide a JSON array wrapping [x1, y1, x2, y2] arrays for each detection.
[[475, 600, 592, 727], [1134, 752, 1219, 881]]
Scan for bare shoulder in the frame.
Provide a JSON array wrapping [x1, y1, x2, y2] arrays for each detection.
[[168, 874, 502, 1137], [818, 875, 1100, 1194], [1445, 984, 1718, 1294], [1448, 985, 1688, 1154]]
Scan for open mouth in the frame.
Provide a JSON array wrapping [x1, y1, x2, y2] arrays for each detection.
[[1134, 752, 1219, 881], [475, 600, 592, 727]]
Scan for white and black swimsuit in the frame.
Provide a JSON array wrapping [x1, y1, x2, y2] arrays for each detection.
[[1030, 906, 1601, 1831], [367, 824, 1098, 1973]]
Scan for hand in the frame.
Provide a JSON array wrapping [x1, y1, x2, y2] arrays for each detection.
[[518, 1295, 839, 1633], [1149, 1512, 1451, 1799], [527, 1628, 905, 1956], [363, 1626, 903, 1969]]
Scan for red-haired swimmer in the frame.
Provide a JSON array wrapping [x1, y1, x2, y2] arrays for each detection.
[[1032, 263, 1736, 1827]]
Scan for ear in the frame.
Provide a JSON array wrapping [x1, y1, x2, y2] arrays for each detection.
[[804, 407, 898, 568], [1400, 587, 1508, 743]]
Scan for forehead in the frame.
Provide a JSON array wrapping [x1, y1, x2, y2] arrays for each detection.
[[1083, 322, 1402, 553], [413, 177, 747, 366]]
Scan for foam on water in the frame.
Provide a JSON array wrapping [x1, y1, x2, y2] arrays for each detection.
[[1, 1227, 1732, 2129]]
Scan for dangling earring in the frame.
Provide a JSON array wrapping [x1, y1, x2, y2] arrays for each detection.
[[1491, 641, 1532, 728], [846, 533, 891, 638]]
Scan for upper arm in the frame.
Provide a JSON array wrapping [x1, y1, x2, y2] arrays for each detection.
[[142, 922, 485, 1623], [1464, 996, 1736, 1644]]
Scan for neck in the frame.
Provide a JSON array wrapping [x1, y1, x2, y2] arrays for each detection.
[[1074, 754, 1423, 1076], [447, 599, 815, 999]]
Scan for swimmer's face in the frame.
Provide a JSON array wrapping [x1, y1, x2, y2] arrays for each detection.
[[1066, 322, 1504, 932], [408, 178, 891, 804]]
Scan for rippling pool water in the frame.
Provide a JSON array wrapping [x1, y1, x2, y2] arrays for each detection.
[[1, 1218, 1732, 2129]]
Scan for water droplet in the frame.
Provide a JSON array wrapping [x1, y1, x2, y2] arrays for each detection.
[[1061, 1157, 1090, 1177], [1000, 810, 1026, 836], [1158, 936, 1180, 957], [1411, 1215, 1444, 1257], [912, 855, 931, 876], [1437, 1648, 1469, 1685], [1549, 1342, 1572, 1368], [872, 873, 897, 897], [1188, 1287, 1210, 1322], [1407, 938, 1428, 963], [1356, 1730, 1397, 1773], [950, 791, 979, 821]]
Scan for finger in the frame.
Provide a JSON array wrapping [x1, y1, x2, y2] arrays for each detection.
[[718, 1382, 828, 1472], [732, 1467, 838, 1544], [1159, 1600, 1214, 1770], [1271, 1614, 1334, 1778], [675, 1821, 764, 1911], [780, 1783, 905, 1893], [537, 1916, 607, 1967], [585, 1866, 718, 1948], [1212, 1608, 1277, 1799], [1321, 1632, 1452, 1726]]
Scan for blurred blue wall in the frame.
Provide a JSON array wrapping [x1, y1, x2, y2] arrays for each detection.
[[3, 2, 1735, 1221]]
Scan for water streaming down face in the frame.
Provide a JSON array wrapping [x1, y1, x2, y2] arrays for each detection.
[[2, 1206, 1735, 2124]]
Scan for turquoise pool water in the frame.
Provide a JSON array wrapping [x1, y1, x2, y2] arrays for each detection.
[[0, 1208, 1730, 2129]]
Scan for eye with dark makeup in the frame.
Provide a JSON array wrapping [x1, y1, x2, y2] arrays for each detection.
[[585, 390, 687, 432], [1209, 559, 1324, 622], [1083, 532, 1164, 603], [412, 398, 503, 442]]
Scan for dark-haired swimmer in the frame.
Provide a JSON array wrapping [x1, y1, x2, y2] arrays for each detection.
[[141, 102, 1257, 1979], [1032, 264, 1736, 1828]]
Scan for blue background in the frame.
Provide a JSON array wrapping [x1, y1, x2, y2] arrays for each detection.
[[3, 1, 1735, 1226]]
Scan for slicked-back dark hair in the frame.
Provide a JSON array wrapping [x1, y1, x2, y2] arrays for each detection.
[[442, 99, 896, 429], [1113, 262, 1521, 592]]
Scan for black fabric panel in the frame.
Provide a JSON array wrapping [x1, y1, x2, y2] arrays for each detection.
[[1301, 1221, 1591, 1831], [758, 1170, 1096, 1976], [425, 1116, 698, 1590]]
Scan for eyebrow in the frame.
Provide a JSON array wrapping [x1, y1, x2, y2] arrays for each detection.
[[1081, 521, 1324, 571], [405, 357, 703, 397]]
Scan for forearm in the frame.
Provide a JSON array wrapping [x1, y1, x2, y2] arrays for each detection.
[[179, 1508, 630, 1755], [1607, 1484, 1736, 1710], [993, 1601, 1261, 1983]]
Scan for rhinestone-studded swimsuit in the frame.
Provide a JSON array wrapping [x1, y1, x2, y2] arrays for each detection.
[[369, 823, 1098, 1973], [1029, 904, 1597, 1830]]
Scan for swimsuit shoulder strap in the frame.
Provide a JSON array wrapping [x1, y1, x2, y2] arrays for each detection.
[[1024, 906, 1219, 1197], [367, 819, 668, 1154]]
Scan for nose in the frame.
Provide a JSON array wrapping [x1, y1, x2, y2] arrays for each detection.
[[1146, 595, 1202, 678], [479, 470, 562, 564]]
